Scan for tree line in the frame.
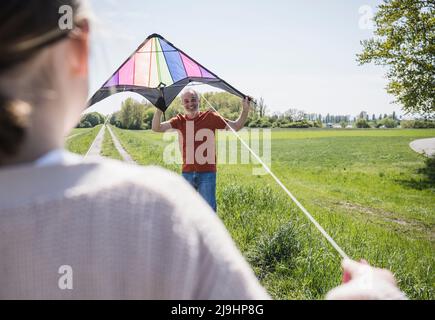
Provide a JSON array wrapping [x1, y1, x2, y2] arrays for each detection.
[[104, 92, 434, 130], [76, 112, 106, 128], [106, 93, 324, 130], [77, 91, 434, 130]]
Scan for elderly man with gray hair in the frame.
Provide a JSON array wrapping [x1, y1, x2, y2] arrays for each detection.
[[152, 89, 251, 212]]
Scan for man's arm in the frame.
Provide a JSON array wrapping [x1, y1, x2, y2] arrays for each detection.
[[152, 109, 172, 132], [227, 97, 251, 132]]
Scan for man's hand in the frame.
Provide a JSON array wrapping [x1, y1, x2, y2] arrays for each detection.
[[152, 109, 171, 132], [227, 97, 252, 132], [326, 259, 407, 300]]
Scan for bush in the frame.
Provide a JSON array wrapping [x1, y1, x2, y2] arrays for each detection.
[[280, 120, 312, 128], [109, 112, 119, 126], [355, 118, 371, 128], [271, 122, 280, 128], [384, 118, 398, 128], [400, 120, 435, 129], [401, 120, 415, 128], [247, 222, 301, 279], [376, 117, 398, 128], [95, 113, 105, 124], [248, 118, 272, 128], [314, 120, 323, 128], [414, 120, 435, 129], [79, 121, 92, 128], [77, 112, 105, 128]]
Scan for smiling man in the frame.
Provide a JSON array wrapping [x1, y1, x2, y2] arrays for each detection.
[[152, 89, 251, 212]]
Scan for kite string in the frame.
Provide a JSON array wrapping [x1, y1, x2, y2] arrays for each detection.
[[201, 94, 349, 260]]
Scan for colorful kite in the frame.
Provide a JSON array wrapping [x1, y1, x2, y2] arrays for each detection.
[[88, 33, 248, 112]]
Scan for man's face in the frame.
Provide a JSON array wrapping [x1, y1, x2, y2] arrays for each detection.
[[182, 92, 199, 113]]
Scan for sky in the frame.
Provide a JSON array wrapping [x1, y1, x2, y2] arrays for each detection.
[[86, 0, 402, 118]]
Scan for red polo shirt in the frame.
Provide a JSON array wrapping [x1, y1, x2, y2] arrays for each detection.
[[169, 110, 228, 173]]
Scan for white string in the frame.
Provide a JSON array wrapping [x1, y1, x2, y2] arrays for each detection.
[[201, 93, 349, 260]]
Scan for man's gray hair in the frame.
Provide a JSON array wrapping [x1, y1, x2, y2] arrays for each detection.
[[180, 89, 199, 100]]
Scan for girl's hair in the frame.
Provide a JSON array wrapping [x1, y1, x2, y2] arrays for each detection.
[[0, 0, 85, 159]]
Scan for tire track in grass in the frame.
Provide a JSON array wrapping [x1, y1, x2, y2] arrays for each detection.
[[100, 126, 123, 160], [106, 125, 137, 165]]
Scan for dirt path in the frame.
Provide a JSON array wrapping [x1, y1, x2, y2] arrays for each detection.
[[85, 125, 106, 159], [106, 125, 137, 165], [409, 138, 435, 157]]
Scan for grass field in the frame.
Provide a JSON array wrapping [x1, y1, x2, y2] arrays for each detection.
[[69, 127, 435, 299], [65, 125, 102, 155]]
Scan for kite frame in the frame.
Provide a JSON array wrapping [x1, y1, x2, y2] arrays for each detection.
[[88, 33, 248, 111]]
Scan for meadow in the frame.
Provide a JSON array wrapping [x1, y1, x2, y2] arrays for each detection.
[[67, 127, 435, 299], [65, 125, 102, 155]]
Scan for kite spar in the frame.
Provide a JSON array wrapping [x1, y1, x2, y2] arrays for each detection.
[[88, 33, 248, 112]]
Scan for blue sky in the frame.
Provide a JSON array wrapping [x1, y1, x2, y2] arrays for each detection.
[[87, 0, 401, 117]]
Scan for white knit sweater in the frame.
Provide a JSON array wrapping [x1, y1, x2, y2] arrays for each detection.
[[0, 155, 270, 299]]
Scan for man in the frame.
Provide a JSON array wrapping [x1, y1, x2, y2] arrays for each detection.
[[152, 89, 251, 212]]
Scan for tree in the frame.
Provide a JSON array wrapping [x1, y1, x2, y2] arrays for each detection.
[[382, 117, 399, 128], [257, 97, 267, 118], [109, 111, 122, 127], [283, 108, 305, 122], [357, 0, 434, 115], [78, 112, 105, 127], [79, 121, 92, 128], [119, 98, 146, 130]]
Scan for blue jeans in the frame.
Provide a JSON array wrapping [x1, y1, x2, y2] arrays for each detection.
[[182, 172, 217, 212]]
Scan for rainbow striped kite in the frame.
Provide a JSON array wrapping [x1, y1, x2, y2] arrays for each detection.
[[88, 34, 247, 111]]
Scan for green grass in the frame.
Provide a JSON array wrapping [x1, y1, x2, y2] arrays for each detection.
[[65, 125, 102, 155], [100, 127, 123, 160], [93, 127, 435, 299], [111, 126, 181, 172]]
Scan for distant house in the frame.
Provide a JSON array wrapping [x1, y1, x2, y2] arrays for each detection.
[[345, 125, 353, 129], [332, 124, 342, 129], [326, 123, 333, 128]]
